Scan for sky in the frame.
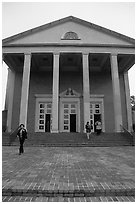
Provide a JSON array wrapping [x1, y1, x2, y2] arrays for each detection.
[[2, 1, 135, 109]]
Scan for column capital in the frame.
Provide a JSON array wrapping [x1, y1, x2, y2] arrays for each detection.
[[110, 52, 118, 57], [24, 52, 31, 56], [82, 52, 89, 56], [53, 52, 60, 56]]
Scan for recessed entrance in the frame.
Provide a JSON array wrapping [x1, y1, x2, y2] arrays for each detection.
[[70, 114, 76, 132], [60, 98, 80, 132], [94, 114, 101, 132], [90, 101, 104, 132], [45, 114, 51, 132]]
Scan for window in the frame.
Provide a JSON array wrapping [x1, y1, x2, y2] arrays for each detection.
[[95, 104, 100, 108], [40, 104, 44, 108], [62, 31, 80, 40], [64, 126, 68, 130], [39, 126, 44, 130], [64, 115, 69, 119], [40, 109, 44, 113], [39, 120, 44, 124], [64, 120, 69, 124], [64, 104, 69, 108], [40, 115, 44, 119], [64, 109, 69, 114], [71, 109, 76, 114]]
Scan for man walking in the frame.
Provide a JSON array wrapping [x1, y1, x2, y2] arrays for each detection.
[[17, 124, 27, 155]]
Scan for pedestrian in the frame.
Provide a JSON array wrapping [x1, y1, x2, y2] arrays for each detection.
[[95, 120, 102, 135], [17, 124, 27, 155], [85, 122, 91, 140]]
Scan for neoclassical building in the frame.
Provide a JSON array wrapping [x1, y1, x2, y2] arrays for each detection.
[[2, 16, 135, 134]]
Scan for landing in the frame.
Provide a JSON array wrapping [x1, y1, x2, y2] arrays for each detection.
[[2, 146, 135, 191]]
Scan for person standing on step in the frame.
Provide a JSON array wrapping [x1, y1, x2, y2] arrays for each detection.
[[85, 121, 91, 140], [17, 124, 27, 155], [95, 120, 102, 135]]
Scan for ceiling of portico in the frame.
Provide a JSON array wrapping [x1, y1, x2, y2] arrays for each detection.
[[3, 52, 134, 74]]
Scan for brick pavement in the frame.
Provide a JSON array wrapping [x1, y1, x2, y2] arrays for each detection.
[[2, 146, 135, 200], [2, 196, 135, 202]]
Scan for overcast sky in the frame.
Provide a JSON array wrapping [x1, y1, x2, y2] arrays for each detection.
[[2, 2, 135, 109]]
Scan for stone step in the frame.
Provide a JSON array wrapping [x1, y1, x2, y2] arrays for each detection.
[[2, 132, 133, 146], [2, 187, 135, 197], [2, 195, 135, 202]]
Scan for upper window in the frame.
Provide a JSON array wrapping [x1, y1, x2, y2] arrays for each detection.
[[62, 31, 80, 40]]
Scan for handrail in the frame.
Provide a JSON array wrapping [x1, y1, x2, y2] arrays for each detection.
[[120, 125, 133, 136], [120, 125, 134, 146]]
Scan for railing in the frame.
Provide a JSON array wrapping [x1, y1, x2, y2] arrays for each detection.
[[120, 125, 135, 146]]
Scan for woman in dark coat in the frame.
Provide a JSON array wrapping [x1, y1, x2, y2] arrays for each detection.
[[17, 124, 27, 155]]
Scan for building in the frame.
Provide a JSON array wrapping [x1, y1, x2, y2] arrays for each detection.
[[2, 16, 135, 134]]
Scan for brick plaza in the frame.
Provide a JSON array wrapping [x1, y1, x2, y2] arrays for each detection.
[[2, 146, 135, 202]]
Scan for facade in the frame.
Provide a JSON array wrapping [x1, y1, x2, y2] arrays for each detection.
[[2, 16, 135, 133]]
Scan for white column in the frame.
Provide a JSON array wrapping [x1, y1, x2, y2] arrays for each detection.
[[110, 53, 123, 132], [83, 53, 90, 132], [124, 72, 132, 132], [6, 68, 15, 132], [51, 53, 59, 133], [19, 53, 31, 128]]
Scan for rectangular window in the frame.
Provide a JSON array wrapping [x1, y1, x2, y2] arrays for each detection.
[[39, 120, 44, 124], [95, 104, 100, 108], [47, 104, 52, 109], [64, 109, 69, 114], [71, 109, 76, 114], [64, 120, 69, 124], [64, 126, 68, 130], [64, 104, 69, 108], [40, 104, 44, 108], [39, 125, 44, 130], [40, 109, 44, 113], [71, 104, 75, 108], [64, 114, 69, 119], [40, 115, 44, 119], [47, 109, 51, 114], [95, 110, 100, 113]]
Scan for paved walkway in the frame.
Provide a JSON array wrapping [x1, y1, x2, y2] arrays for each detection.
[[2, 146, 135, 200], [2, 195, 135, 202]]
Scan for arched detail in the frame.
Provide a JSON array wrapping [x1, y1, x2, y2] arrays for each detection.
[[62, 31, 80, 40]]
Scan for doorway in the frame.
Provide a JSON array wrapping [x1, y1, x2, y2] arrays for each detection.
[[45, 114, 51, 132], [70, 114, 76, 132], [94, 114, 101, 132]]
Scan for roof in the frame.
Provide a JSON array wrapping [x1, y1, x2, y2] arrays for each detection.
[[2, 15, 135, 46]]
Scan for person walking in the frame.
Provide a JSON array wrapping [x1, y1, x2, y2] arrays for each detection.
[[85, 122, 91, 140], [17, 124, 27, 155], [95, 120, 102, 135]]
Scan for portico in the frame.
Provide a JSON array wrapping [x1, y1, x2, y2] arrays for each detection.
[[2, 16, 135, 134]]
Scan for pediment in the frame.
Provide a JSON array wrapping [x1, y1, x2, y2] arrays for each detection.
[[60, 88, 81, 98], [3, 16, 134, 47]]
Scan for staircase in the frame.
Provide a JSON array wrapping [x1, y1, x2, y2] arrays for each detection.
[[2, 132, 134, 147]]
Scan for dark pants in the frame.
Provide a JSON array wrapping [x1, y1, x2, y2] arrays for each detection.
[[96, 129, 101, 135], [19, 137, 25, 154]]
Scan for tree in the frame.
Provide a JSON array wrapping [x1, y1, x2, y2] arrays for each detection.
[[130, 95, 135, 111]]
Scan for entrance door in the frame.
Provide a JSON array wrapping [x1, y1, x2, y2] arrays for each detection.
[[94, 114, 101, 132], [62, 103, 78, 132], [45, 114, 51, 132], [70, 114, 76, 132], [90, 102, 102, 132]]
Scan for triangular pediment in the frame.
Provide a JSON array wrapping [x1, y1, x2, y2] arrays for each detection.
[[3, 16, 134, 47], [60, 88, 81, 98]]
